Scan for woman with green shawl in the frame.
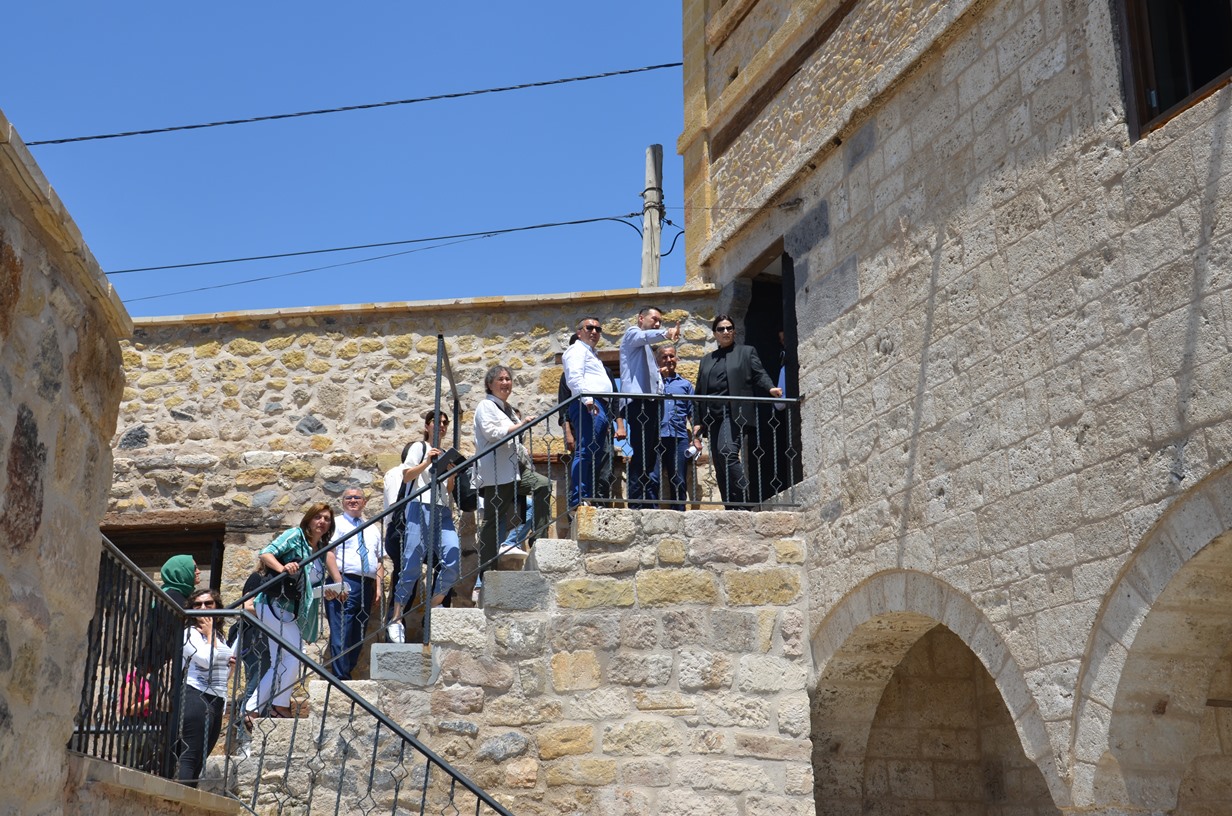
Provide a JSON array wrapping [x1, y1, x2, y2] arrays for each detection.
[[243, 503, 344, 722], [159, 555, 199, 608]]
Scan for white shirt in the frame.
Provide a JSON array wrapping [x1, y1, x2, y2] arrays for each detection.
[[330, 513, 380, 578], [563, 342, 612, 406], [403, 440, 452, 507], [618, 325, 668, 396], [183, 629, 233, 698], [474, 394, 521, 487]]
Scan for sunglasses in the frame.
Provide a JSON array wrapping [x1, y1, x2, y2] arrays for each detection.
[[190, 601, 216, 608], [343, 496, 364, 501], [581, 325, 602, 333], [715, 326, 735, 333]]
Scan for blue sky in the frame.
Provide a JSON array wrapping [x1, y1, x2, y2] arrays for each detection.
[[2, 4, 686, 318]]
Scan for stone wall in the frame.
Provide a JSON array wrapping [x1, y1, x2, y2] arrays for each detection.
[[108, 288, 719, 600], [225, 508, 812, 816], [0, 112, 131, 813], [680, 0, 1232, 813]]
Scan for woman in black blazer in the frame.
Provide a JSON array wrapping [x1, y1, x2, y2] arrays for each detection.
[[693, 314, 782, 508]]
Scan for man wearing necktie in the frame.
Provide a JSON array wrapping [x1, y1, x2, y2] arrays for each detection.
[[618, 307, 681, 507], [324, 488, 383, 680]]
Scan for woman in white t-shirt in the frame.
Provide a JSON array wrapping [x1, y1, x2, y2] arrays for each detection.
[[177, 588, 234, 787], [387, 410, 462, 643]]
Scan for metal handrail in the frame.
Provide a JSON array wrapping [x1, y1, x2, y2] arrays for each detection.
[[224, 606, 514, 816], [76, 535, 513, 814]]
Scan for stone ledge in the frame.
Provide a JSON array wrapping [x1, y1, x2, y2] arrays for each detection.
[[130, 284, 720, 327], [67, 753, 241, 814]]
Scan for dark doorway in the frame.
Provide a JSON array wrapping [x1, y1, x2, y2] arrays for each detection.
[[741, 253, 803, 502]]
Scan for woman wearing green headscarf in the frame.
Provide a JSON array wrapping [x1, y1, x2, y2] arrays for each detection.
[[160, 555, 199, 608]]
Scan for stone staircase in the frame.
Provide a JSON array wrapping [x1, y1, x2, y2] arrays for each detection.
[[206, 507, 812, 816]]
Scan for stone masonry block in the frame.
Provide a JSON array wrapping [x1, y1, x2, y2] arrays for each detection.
[[638, 569, 719, 605], [556, 578, 637, 609], [575, 506, 638, 545], [774, 539, 805, 564], [536, 723, 596, 760], [678, 757, 773, 793], [621, 757, 673, 786], [438, 651, 515, 691], [724, 568, 801, 606], [734, 655, 803, 695], [528, 538, 582, 573], [369, 644, 438, 685], [746, 795, 813, 816], [688, 538, 771, 566], [608, 652, 674, 687], [656, 790, 738, 816], [551, 650, 602, 692], [601, 720, 683, 756], [483, 571, 550, 611], [733, 733, 812, 761], [658, 538, 687, 564], [679, 648, 734, 691], [484, 696, 563, 727], [544, 757, 618, 787], [429, 608, 488, 651], [585, 551, 642, 575]]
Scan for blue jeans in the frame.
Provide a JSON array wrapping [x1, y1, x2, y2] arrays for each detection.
[[569, 400, 609, 509], [652, 435, 690, 511], [395, 503, 460, 606], [625, 399, 661, 506], [325, 573, 376, 680]]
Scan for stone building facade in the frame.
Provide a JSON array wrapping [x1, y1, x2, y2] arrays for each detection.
[[679, 0, 1232, 814]]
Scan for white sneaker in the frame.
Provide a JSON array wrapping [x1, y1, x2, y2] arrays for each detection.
[[388, 622, 405, 644]]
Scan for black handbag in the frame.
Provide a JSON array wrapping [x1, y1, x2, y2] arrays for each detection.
[[267, 557, 306, 615], [452, 465, 478, 512]]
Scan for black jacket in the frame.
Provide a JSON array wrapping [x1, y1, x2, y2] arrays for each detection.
[[695, 344, 776, 427]]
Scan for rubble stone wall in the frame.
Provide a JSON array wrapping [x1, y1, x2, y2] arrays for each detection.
[[108, 288, 720, 599]]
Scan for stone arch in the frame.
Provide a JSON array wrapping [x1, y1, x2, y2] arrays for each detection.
[[1071, 465, 1232, 811], [810, 570, 1067, 813]]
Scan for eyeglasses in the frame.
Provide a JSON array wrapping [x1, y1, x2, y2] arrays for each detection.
[[715, 326, 735, 333], [190, 601, 216, 608], [581, 325, 602, 333]]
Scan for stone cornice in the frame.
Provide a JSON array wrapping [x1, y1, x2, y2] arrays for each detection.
[[129, 283, 721, 328]]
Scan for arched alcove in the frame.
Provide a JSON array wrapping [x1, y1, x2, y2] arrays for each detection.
[[810, 571, 1066, 814], [1072, 466, 1232, 812]]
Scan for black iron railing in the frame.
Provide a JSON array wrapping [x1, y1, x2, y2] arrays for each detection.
[[72, 536, 514, 815], [72, 537, 187, 778]]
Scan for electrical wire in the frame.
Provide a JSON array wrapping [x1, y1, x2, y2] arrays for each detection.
[[122, 235, 490, 304], [27, 62, 683, 146], [109, 213, 643, 275]]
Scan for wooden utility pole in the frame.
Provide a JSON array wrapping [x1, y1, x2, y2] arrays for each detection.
[[640, 144, 663, 288]]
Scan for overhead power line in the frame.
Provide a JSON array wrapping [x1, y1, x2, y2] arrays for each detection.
[[108, 213, 644, 275], [27, 62, 683, 146], [123, 236, 489, 304]]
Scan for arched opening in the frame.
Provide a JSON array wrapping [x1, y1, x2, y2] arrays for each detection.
[[860, 625, 1060, 815], [1072, 469, 1232, 812], [1084, 530, 1232, 811], [810, 572, 1065, 815]]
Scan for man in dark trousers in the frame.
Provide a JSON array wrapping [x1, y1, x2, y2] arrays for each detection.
[[693, 314, 782, 508]]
